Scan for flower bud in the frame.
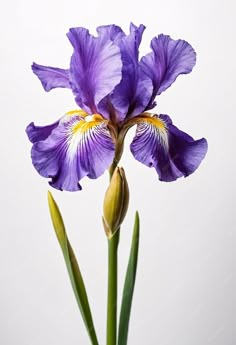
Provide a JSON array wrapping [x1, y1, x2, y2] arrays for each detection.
[[103, 167, 129, 239]]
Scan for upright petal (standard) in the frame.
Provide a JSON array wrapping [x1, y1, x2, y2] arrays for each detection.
[[97, 24, 153, 121], [140, 35, 196, 108], [67, 27, 123, 115]]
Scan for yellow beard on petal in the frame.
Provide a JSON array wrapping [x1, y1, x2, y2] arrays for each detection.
[[135, 112, 166, 130], [66, 109, 88, 117], [72, 113, 106, 134], [125, 112, 169, 150]]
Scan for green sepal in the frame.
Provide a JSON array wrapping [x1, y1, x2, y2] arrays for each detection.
[[48, 191, 99, 345], [118, 211, 140, 345]]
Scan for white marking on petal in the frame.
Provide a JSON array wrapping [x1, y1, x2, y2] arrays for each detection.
[[135, 115, 169, 151]]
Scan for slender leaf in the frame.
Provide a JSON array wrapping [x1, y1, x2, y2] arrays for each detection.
[[48, 191, 99, 345], [118, 211, 140, 345]]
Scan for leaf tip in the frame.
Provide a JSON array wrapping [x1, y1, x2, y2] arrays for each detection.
[[47, 190, 53, 203]]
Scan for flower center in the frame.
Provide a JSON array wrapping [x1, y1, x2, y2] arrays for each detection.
[[68, 111, 106, 134], [85, 114, 104, 122]]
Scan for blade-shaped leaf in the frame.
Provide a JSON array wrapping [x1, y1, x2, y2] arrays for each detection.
[[118, 211, 140, 345], [48, 191, 99, 345]]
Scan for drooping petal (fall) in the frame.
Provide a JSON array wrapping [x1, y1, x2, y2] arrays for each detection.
[[26, 120, 60, 143], [26, 111, 115, 191], [67, 27, 122, 115], [140, 34, 196, 108], [130, 114, 207, 182], [31, 63, 71, 91]]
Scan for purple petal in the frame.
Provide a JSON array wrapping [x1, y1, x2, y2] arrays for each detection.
[[110, 24, 145, 119], [67, 27, 122, 114], [32, 63, 71, 91], [130, 114, 207, 182], [110, 24, 148, 119], [128, 73, 153, 118], [26, 120, 60, 143], [96, 24, 125, 43], [28, 113, 115, 191], [97, 23, 153, 121], [140, 34, 196, 106]]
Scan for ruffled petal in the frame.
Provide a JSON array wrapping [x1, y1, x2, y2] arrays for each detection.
[[128, 73, 153, 118], [130, 114, 207, 182], [67, 27, 122, 114], [97, 23, 153, 121], [28, 111, 115, 191], [32, 63, 71, 91], [140, 34, 196, 106], [26, 120, 60, 143], [96, 24, 125, 43], [110, 23, 146, 119]]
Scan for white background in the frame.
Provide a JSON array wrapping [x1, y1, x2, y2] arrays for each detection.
[[0, 0, 235, 344]]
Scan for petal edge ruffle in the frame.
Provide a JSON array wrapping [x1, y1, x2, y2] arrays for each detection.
[[32, 63, 71, 91]]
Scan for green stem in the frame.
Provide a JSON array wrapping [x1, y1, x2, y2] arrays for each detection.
[[107, 229, 120, 345], [109, 134, 125, 178]]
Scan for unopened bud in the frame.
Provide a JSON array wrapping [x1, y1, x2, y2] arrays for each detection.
[[103, 167, 129, 239]]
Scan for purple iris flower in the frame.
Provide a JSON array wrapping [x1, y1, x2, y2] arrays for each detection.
[[26, 23, 208, 191]]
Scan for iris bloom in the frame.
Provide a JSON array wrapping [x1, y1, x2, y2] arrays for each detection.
[[26, 23, 207, 191]]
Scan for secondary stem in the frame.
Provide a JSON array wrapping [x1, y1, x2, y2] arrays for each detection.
[[106, 229, 120, 345]]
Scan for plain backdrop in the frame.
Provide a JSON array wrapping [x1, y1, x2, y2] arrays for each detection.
[[0, 0, 235, 344]]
